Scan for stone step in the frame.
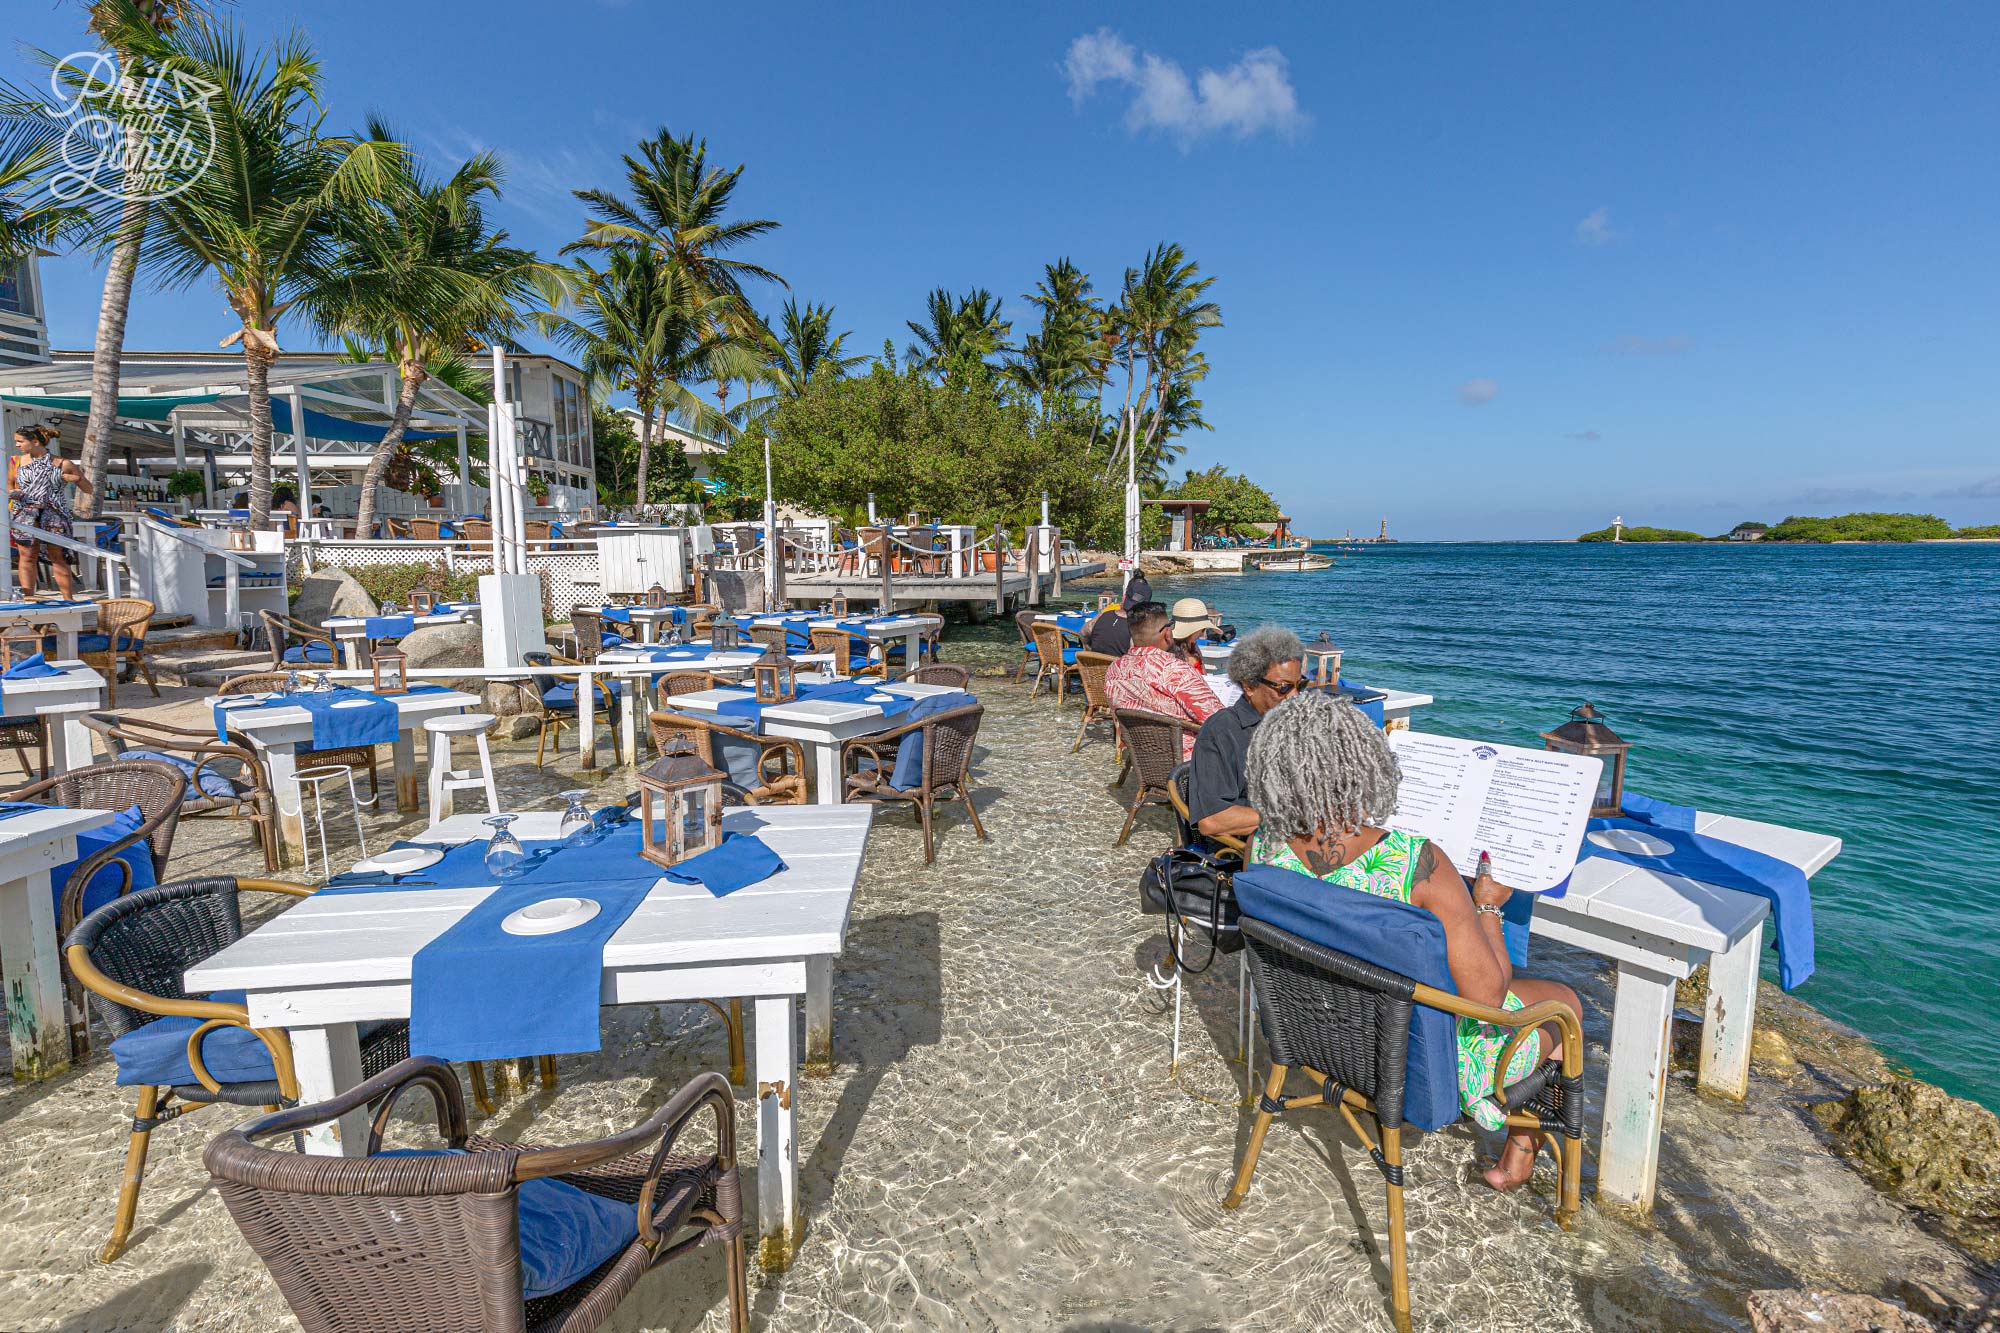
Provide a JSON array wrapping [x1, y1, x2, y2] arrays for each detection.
[[145, 645, 270, 688]]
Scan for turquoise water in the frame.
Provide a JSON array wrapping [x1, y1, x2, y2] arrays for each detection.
[[1148, 541, 2000, 1110]]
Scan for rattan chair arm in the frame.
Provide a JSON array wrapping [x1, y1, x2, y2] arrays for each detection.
[[841, 738, 892, 777], [238, 1055, 467, 1146], [516, 1070, 736, 1187], [63, 941, 257, 1026], [363, 1057, 469, 1153], [637, 1076, 738, 1249], [757, 736, 805, 785], [1489, 1000, 1585, 1095], [237, 878, 313, 898], [181, 1014, 300, 1099]]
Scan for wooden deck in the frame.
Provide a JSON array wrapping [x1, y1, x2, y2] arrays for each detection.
[[780, 561, 1106, 611]]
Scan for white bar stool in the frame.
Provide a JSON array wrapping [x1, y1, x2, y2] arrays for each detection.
[[291, 763, 369, 881], [425, 713, 500, 824]]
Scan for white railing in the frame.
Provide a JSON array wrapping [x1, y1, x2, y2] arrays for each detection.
[[10, 519, 132, 598], [288, 537, 606, 619]]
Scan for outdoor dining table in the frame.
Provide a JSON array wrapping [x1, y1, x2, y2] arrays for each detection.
[[0, 599, 97, 660], [754, 613, 940, 674], [0, 803, 114, 1080], [593, 603, 693, 645], [1529, 809, 1840, 1211], [322, 608, 478, 669], [667, 679, 964, 803], [0, 660, 107, 773], [182, 803, 874, 1268], [1203, 672, 1434, 730], [211, 686, 479, 861]]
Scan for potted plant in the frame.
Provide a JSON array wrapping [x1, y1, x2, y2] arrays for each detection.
[[164, 468, 206, 504]]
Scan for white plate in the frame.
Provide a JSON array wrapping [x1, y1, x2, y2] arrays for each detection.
[[866, 693, 893, 702], [1587, 828, 1675, 857], [331, 697, 377, 709], [501, 896, 602, 936], [352, 845, 444, 875]]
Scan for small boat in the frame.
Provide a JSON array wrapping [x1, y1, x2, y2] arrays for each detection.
[[1249, 551, 1334, 572]]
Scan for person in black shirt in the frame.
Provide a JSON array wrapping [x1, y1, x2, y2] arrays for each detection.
[[1187, 624, 1304, 841]]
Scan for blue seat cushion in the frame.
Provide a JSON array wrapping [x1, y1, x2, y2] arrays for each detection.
[[892, 690, 975, 789], [1232, 863, 1464, 1132], [76, 633, 140, 653], [55, 803, 157, 924], [119, 749, 244, 800], [1059, 646, 1079, 665], [600, 632, 625, 648], [539, 680, 623, 711], [110, 988, 276, 1086], [379, 1150, 635, 1298], [282, 641, 335, 664]]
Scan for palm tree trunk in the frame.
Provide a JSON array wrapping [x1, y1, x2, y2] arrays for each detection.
[[78, 200, 146, 519], [354, 364, 424, 539], [635, 399, 653, 510], [243, 337, 275, 528]]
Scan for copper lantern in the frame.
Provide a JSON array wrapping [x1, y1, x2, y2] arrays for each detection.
[[752, 645, 797, 704], [1540, 702, 1632, 818], [1303, 632, 1343, 687], [636, 738, 725, 869], [646, 583, 668, 608], [406, 588, 434, 613], [709, 617, 741, 651], [371, 648, 409, 694], [829, 593, 849, 619]]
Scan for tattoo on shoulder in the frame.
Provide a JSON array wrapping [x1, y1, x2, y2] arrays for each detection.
[[1413, 840, 1439, 883]]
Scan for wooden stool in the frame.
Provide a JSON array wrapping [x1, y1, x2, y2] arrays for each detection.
[[424, 713, 499, 823]]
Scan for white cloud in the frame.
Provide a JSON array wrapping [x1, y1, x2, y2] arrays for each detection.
[[1576, 207, 1617, 246], [1457, 378, 1499, 405], [1064, 29, 1306, 144], [1607, 334, 1694, 356]]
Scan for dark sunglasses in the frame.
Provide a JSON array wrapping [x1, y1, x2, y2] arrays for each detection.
[[1254, 677, 1300, 697]]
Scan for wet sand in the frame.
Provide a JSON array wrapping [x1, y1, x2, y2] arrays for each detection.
[[0, 654, 1984, 1330]]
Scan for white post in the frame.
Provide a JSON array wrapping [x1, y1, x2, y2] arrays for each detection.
[[866, 492, 876, 524], [1123, 409, 1140, 597], [201, 445, 217, 508], [763, 435, 777, 613], [454, 421, 469, 510], [487, 401, 507, 572], [172, 416, 187, 470], [1040, 491, 1050, 526], [289, 387, 312, 523], [0, 397, 12, 602]]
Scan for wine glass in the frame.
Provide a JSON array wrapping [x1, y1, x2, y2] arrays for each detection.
[[281, 670, 301, 695], [483, 815, 526, 878], [558, 791, 593, 846]]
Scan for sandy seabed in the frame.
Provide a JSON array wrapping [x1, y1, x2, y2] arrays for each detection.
[[0, 644, 1985, 1331]]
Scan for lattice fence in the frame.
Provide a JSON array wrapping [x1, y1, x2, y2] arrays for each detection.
[[290, 539, 605, 619]]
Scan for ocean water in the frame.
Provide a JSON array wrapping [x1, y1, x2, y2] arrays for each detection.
[[1146, 541, 2000, 1110]]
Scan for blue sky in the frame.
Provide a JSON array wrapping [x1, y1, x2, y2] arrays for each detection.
[[10, 2, 2000, 539]]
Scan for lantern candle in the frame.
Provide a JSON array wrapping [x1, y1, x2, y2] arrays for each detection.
[[636, 738, 726, 869], [1539, 702, 1633, 818]]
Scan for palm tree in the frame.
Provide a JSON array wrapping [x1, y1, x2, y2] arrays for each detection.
[[904, 287, 1011, 382], [540, 247, 733, 507], [0, 98, 86, 260], [1103, 243, 1220, 483], [307, 122, 558, 537], [727, 298, 864, 430], [68, 0, 209, 517], [124, 13, 396, 527], [1011, 258, 1102, 419], [568, 127, 783, 327]]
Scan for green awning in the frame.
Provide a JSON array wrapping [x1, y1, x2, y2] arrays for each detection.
[[0, 391, 225, 422]]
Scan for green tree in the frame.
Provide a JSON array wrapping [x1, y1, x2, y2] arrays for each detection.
[[119, 10, 396, 526], [1167, 465, 1280, 538], [1105, 243, 1221, 484], [1010, 258, 1104, 425], [727, 297, 865, 431], [904, 287, 1012, 384], [307, 122, 557, 536]]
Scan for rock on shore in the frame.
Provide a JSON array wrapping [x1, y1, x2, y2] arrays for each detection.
[[1814, 1078, 2000, 1262], [1748, 1290, 1935, 1332]]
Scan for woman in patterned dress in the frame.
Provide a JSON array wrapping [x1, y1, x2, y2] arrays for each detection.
[[9, 425, 90, 598], [1243, 688, 1583, 1193]]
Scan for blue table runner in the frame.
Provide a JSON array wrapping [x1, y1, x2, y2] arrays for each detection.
[[362, 614, 416, 638], [710, 678, 923, 728], [214, 685, 450, 749]]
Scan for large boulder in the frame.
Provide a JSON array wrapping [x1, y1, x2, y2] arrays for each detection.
[[397, 621, 484, 693], [1814, 1078, 2000, 1261], [1747, 1291, 1934, 1333], [292, 567, 375, 627]]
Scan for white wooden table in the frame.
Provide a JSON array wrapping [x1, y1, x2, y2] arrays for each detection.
[[212, 688, 479, 859], [1530, 810, 1840, 1211], [322, 609, 477, 669], [1203, 672, 1433, 730], [185, 804, 874, 1267], [670, 680, 963, 804], [597, 605, 691, 645], [0, 600, 97, 660], [777, 614, 938, 674], [0, 805, 113, 1079], [0, 661, 106, 772]]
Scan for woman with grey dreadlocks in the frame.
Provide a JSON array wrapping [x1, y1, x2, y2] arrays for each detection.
[[1244, 689, 1583, 1193]]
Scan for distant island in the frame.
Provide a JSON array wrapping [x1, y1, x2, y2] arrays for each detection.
[[1578, 512, 1999, 544]]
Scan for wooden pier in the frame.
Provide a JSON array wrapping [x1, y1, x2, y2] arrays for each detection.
[[780, 561, 1105, 614]]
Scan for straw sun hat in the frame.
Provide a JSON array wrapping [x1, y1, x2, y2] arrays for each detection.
[[1170, 597, 1221, 641]]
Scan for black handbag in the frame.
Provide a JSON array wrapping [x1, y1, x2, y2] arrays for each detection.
[[1140, 845, 1244, 972]]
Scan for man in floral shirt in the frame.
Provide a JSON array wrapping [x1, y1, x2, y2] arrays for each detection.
[[1104, 604, 1223, 757]]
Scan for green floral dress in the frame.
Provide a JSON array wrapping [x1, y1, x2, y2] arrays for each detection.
[[1251, 828, 1539, 1131]]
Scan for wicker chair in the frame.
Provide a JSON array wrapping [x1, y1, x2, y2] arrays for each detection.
[[458, 517, 493, 540], [908, 663, 971, 689], [569, 608, 615, 664], [1071, 650, 1120, 754], [257, 609, 339, 670], [82, 712, 278, 873], [1168, 762, 1247, 856], [1027, 622, 1081, 703], [1224, 907, 1585, 1333], [648, 710, 808, 806], [524, 651, 620, 769], [840, 702, 986, 864], [64, 877, 409, 1264], [6, 758, 188, 944], [76, 596, 159, 709], [203, 1056, 746, 1333], [524, 519, 553, 540], [383, 516, 413, 539], [1011, 608, 1041, 683], [409, 517, 442, 539], [659, 670, 721, 698], [0, 714, 48, 781], [809, 625, 878, 678], [747, 625, 789, 653], [1111, 708, 1197, 846], [218, 672, 382, 802]]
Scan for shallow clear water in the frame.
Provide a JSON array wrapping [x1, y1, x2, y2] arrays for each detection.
[[1148, 541, 2000, 1110]]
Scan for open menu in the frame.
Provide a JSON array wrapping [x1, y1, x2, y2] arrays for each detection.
[[1383, 732, 1602, 893]]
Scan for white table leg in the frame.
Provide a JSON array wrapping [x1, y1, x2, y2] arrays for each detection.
[[577, 671, 596, 770], [289, 1023, 368, 1157], [391, 729, 418, 811], [1699, 917, 1765, 1100], [754, 995, 800, 1267], [805, 956, 833, 1074], [48, 711, 93, 774], [56, 628, 78, 660], [1598, 959, 1678, 1211], [1, 867, 70, 1080], [338, 636, 362, 671], [264, 744, 306, 864], [619, 673, 638, 767], [638, 618, 656, 645], [809, 739, 841, 806]]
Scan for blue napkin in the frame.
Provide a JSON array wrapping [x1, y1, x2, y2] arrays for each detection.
[[890, 690, 976, 789], [408, 880, 651, 1061], [3, 652, 60, 680], [363, 614, 416, 639], [1334, 680, 1386, 729], [600, 606, 631, 624], [657, 831, 787, 897]]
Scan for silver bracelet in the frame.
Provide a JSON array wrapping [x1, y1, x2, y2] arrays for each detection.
[[1475, 903, 1504, 918]]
